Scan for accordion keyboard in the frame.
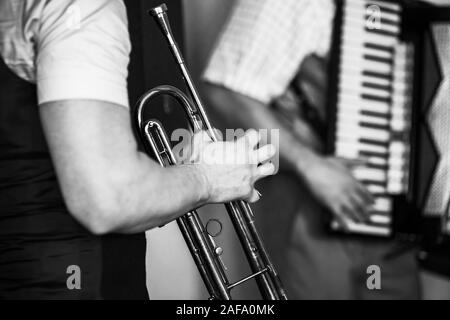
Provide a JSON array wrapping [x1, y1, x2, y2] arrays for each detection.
[[331, 0, 414, 236]]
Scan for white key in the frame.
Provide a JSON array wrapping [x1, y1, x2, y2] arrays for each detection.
[[365, 156, 388, 166], [342, 28, 399, 48], [366, 0, 402, 12], [389, 142, 406, 153], [337, 126, 390, 142], [391, 107, 408, 117], [391, 93, 410, 105], [342, 19, 399, 38], [367, 184, 387, 194], [338, 94, 390, 113], [391, 81, 410, 93], [346, 0, 402, 13], [339, 84, 391, 100], [353, 167, 387, 182], [336, 134, 389, 147], [346, 15, 400, 35], [341, 54, 392, 74], [387, 182, 404, 194], [388, 170, 404, 181], [340, 71, 392, 87], [388, 157, 406, 167], [393, 58, 413, 71], [337, 111, 390, 126], [331, 219, 392, 236], [388, 158, 406, 167], [339, 61, 392, 78], [335, 146, 387, 160], [391, 119, 407, 131], [345, 3, 401, 23], [373, 197, 392, 212], [342, 43, 394, 60], [337, 141, 388, 155], [370, 214, 391, 224]]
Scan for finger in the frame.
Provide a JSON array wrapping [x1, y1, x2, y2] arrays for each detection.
[[246, 189, 261, 203], [191, 131, 212, 154], [341, 201, 364, 223], [355, 183, 375, 205], [337, 157, 368, 169], [254, 144, 276, 164], [333, 212, 351, 233], [242, 129, 260, 149], [348, 193, 371, 222], [255, 162, 276, 180]]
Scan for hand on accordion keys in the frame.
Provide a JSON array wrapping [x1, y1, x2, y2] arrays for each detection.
[[180, 129, 277, 204], [303, 156, 375, 230]]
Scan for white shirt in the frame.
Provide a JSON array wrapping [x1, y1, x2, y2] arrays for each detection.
[[203, 0, 335, 104], [0, 0, 131, 108]]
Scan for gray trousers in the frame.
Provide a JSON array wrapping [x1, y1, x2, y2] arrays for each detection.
[[254, 171, 421, 300]]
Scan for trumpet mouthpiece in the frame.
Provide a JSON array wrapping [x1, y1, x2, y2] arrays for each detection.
[[148, 3, 168, 17]]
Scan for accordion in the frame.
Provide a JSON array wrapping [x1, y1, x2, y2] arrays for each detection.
[[327, 0, 450, 245]]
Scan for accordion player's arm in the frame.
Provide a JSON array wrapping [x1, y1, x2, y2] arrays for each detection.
[[203, 83, 322, 178], [204, 83, 373, 224], [271, 99, 324, 152]]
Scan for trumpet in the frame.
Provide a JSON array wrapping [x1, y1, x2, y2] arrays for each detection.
[[135, 3, 287, 300]]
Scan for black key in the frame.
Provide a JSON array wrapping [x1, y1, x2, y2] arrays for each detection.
[[359, 121, 391, 131], [364, 42, 394, 54], [361, 110, 390, 119], [369, 209, 392, 216], [361, 93, 391, 104], [359, 150, 388, 159], [362, 81, 392, 92], [365, 27, 398, 38], [368, 164, 388, 170], [362, 70, 392, 81], [360, 179, 387, 187], [359, 138, 390, 148], [363, 54, 393, 65]]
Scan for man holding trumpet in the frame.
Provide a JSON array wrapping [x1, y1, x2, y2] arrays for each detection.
[[0, 0, 276, 299]]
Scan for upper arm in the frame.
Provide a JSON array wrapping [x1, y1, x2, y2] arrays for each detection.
[[39, 100, 141, 226], [34, 0, 135, 224]]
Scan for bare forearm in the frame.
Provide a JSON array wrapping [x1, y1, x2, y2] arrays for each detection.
[[40, 100, 209, 234], [100, 156, 208, 234], [40, 99, 272, 235]]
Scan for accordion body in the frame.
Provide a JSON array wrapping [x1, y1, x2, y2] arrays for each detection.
[[327, 0, 450, 246]]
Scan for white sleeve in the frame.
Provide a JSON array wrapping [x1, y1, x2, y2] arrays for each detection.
[[203, 0, 335, 104], [36, 0, 131, 108]]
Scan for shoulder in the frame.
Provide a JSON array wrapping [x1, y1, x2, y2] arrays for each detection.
[[36, 0, 131, 107], [0, 0, 129, 83]]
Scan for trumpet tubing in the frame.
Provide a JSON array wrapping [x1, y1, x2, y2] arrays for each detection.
[[134, 3, 287, 300]]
